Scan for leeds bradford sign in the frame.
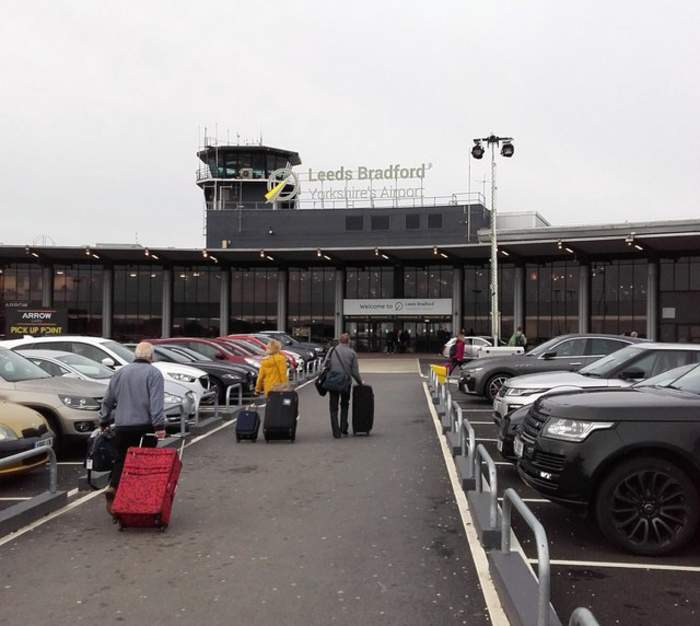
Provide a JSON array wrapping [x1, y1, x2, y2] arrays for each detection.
[[343, 298, 452, 316]]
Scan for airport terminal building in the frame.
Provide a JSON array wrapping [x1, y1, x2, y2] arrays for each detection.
[[1, 143, 699, 351]]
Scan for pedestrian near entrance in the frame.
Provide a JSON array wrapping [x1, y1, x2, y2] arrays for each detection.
[[99, 341, 165, 513], [448, 333, 466, 374], [323, 333, 363, 438], [255, 339, 289, 397], [508, 326, 527, 348]]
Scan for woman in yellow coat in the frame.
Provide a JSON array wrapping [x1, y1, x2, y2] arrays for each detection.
[[255, 339, 290, 397]]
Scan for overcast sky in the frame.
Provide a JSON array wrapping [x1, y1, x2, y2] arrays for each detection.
[[1, 1, 698, 248]]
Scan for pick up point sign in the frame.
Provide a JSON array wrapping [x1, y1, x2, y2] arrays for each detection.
[[6, 308, 67, 338]]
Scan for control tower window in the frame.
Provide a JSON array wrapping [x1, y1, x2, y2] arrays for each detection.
[[345, 216, 363, 231], [428, 213, 443, 229], [252, 153, 266, 179], [371, 216, 390, 230], [405, 214, 420, 229], [224, 155, 239, 177]]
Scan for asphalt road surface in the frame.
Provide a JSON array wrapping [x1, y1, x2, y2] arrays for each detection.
[[0, 372, 492, 626]]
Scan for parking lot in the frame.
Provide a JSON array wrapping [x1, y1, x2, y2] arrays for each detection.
[[433, 361, 700, 625]]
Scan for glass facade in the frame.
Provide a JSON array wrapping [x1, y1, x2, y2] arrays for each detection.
[[230, 268, 278, 333], [288, 268, 336, 342], [53, 264, 103, 335], [207, 151, 290, 179], [403, 266, 453, 298], [659, 257, 700, 342], [525, 261, 579, 343], [591, 260, 647, 336], [0, 263, 43, 339], [345, 267, 394, 299], [112, 266, 163, 341], [462, 265, 514, 337], [173, 266, 221, 337]]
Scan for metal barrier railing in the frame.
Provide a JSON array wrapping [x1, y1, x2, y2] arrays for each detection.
[[225, 383, 243, 408], [0, 446, 57, 493], [473, 443, 499, 529], [459, 407, 476, 478], [501, 488, 552, 626], [568, 608, 600, 626]]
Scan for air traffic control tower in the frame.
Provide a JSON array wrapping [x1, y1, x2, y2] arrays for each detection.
[[196, 141, 302, 212]]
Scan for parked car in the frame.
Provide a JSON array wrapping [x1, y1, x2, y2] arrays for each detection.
[[249, 333, 315, 364], [0, 402, 54, 475], [0, 347, 105, 448], [148, 337, 261, 370], [497, 362, 700, 461], [459, 334, 643, 401], [516, 362, 700, 555], [1, 336, 212, 409], [225, 334, 302, 370], [260, 330, 326, 357], [19, 349, 196, 429], [493, 343, 700, 421], [442, 336, 522, 360]]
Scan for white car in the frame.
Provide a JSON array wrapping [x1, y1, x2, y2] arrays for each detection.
[[0, 336, 211, 410], [442, 336, 524, 360], [18, 349, 196, 426], [493, 342, 700, 420]]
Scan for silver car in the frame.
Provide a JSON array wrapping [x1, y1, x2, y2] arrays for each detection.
[[493, 342, 700, 421]]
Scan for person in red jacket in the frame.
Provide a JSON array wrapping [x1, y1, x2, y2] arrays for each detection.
[[448, 333, 466, 374]]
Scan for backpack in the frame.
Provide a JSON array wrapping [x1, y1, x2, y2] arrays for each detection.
[[84, 428, 117, 489]]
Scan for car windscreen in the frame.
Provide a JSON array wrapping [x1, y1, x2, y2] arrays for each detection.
[[578, 345, 644, 378], [636, 363, 697, 388], [163, 345, 203, 361], [154, 346, 190, 364], [102, 341, 135, 363], [0, 349, 51, 382], [666, 364, 700, 395], [527, 337, 564, 357], [57, 354, 113, 379]]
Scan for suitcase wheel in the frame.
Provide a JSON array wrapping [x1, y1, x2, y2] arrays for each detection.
[[252, 435, 258, 442], [159, 524, 168, 532], [236, 434, 241, 442]]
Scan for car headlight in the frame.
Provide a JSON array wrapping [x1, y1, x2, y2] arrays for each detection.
[[314, 347, 323, 354], [506, 387, 549, 397], [164, 392, 182, 405], [0, 425, 18, 441], [244, 358, 260, 368], [542, 418, 615, 442], [170, 373, 196, 383], [221, 373, 239, 381], [464, 367, 483, 374], [60, 395, 101, 411]]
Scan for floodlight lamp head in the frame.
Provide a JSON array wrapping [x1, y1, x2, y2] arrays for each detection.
[[501, 142, 514, 158], [471, 142, 485, 160]]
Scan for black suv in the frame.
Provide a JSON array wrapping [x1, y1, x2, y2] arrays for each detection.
[[516, 363, 700, 556]]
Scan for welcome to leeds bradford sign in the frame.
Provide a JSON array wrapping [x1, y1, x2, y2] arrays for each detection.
[[343, 299, 452, 316]]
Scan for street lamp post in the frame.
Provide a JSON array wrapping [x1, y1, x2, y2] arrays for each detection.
[[470, 134, 515, 346]]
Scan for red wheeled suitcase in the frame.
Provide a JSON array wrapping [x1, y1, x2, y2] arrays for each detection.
[[112, 444, 182, 531]]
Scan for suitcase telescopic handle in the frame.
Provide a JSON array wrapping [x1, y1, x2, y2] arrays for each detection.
[[139, 433, 160, 447]]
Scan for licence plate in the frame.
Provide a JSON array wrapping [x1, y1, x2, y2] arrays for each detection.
[[514, 437, 524, 458], [493, 399, 506, 416], [35, 437, 53, 449]]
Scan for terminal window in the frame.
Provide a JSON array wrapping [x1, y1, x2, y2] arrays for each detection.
[[405, 214, 420, 229], [427, 214, 443, 229], [345, 216, 363, 231], [371, 215, 390, 230]]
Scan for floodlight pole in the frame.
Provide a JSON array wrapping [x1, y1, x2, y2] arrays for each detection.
[[489, 139, 499, 346]]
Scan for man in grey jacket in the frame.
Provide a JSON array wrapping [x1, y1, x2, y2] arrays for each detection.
[[324, 333, 363, 438], [100, 342, 165, 502]]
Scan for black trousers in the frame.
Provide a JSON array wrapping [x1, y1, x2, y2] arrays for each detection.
[[109, 425, 156, 488], [329, 387, 351, 436]]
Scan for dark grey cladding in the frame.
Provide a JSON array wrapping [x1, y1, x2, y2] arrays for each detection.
[[206, 204, 490, 250]]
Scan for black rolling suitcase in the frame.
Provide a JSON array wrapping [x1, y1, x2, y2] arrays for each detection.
[[264, 391, 299, 442], [236, 406, 260, 442], [352, 384, 374, 435]]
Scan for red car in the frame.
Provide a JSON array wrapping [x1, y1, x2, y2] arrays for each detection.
[[225, 335, 298, 369], [148, 338, 261, 368]]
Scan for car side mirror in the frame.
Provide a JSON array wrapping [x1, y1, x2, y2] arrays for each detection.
[[542, 351, 557, 360], [620, 368, 645, 381], [215, 352, 226, 360], [101, 357, 116, 368]]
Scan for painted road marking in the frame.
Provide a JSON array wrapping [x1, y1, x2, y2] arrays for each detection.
[[528, 558, 700, 573], [423, 382, 508, 626], [498, 497, 551, 503], [0, 497, 31, 501]]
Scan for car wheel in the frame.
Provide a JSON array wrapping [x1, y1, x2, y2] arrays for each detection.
[[595, 456, 700, 556], [485, 374, 510, 401]]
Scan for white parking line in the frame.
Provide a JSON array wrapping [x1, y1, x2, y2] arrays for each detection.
[[498, 497, 551, 504], [459, 408, 494, 413], [0, 497, 31, 501], [476, 438, 499, 443], [423, 382, 509, 625], [528, 557, 700, 573], [470, 421, 496, 425]]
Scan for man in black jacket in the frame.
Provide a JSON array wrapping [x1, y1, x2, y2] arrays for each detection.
[[324, 333, 363, 438]]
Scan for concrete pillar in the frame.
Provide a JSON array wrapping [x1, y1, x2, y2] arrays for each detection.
[[101, 266, 113, 338], [513, 265, 525, 332], [219, 267, 230, 336], [334, 268, 345, 338], [452, 266, 463, 333], [578, 264, 590, 334], [646, 260, 658, 341], [161, 267, 173, 338], [277, 268, 288, 331], [41, 265, 53, 308]]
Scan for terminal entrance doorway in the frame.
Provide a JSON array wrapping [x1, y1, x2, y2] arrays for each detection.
[[345, 318, 452, 353]]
